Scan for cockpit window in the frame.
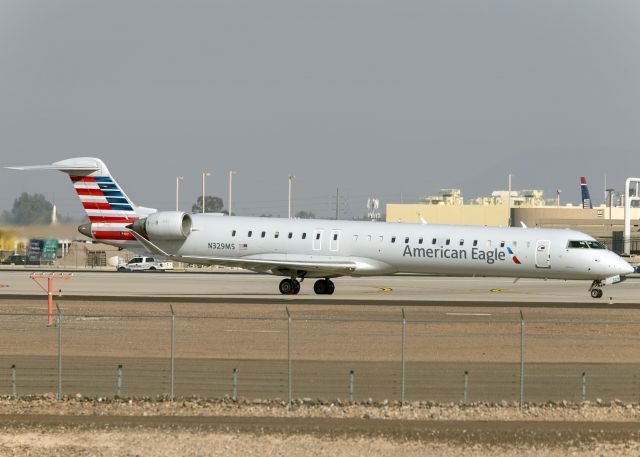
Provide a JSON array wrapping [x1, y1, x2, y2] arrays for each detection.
[[567, 240, 589, 249], [567, 240, 606, 249], [587, 241, 606, 249]]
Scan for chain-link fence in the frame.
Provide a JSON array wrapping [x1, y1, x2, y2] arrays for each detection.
[[0, 307, 639, 404]]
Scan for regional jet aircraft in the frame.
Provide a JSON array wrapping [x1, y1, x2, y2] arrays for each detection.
[[7, 158, 634, 298]]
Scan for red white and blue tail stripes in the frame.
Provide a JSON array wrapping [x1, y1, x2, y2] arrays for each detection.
[[70, 174, 138, 241]]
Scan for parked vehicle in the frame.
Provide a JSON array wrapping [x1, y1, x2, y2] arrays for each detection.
[[117, 256, 173, 272], [1, 254, 28, 265]]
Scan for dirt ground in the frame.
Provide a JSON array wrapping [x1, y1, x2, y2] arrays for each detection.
[[0, 399, 640, 456]]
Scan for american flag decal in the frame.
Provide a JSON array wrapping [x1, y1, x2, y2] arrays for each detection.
[[239, 243, 248, 250]]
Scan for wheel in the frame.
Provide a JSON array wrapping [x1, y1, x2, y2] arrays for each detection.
[[118, 267, 127, 272], [590, 288, 603, 299], [279, 279, 296, 295], [293, 280, 301, 295], [313, 279, 335, 295], [149, 266, 156, 271], [313, 279, 327, 295], [597, 289, 603, 298], [326, 279, 335, 295]]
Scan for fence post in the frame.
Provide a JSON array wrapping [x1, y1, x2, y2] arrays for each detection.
[[170, 305, 175, 402], [116, 365, 123, 397], [56, 304, 62, 401], [349, 370, 354, 402], [519, 310, 524, 409], [401, 308, 406, 405], [232, 368, 238, 401], [11, 364, 16, 398], [581, 372, 587, 402], [464, 370, 469, 403], [286, 307, 292, 407]]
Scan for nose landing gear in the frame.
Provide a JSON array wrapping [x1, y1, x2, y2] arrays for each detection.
[[589, 280, 604, 299], [590, 288, 603, 299]]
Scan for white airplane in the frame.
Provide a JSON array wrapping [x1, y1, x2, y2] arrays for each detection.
[[7, 157, 635, 298]]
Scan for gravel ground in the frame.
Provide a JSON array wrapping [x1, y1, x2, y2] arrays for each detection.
[[0, 397, 639, 456], [1, 395, 640, 422]]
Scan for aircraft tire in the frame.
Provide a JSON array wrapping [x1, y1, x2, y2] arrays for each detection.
[[279, 279, 296, 295], [293, 280, 301, 295], [326, 279, 335, 295], [314, 279, 334, 295], [313, 279, 327, 295], [590, 289, 603, 299]]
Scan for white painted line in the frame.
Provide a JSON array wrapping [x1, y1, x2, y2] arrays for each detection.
[[445, 312, 492, 316], [223, 330, 281, 334]]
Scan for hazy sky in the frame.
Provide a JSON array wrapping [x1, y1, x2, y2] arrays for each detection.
[[1, 0, 639, 219]]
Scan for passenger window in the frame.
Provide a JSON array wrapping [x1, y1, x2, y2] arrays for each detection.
[[459, 239, 464, 246], [391, 236, 396, 243], [512, 241, 517, 247], [288, 232, 293, 239], [473, 240, 478, 247], [378, 235, 383, 242], [248, 231, 252, 237], [405, 237, 409, 244], [232, 230, 236, 237], [353, 235, 358, 241], [261, 231, 266, 238], [445, 239, 450, 246], [333, 234, 338, 241], [367, 235, 372, 241], [275, 232, 279, 239], [500, 241, 505, 248], [316, 233, 321, 240], [418, 238, 423, 244], [302, 233, 307, 239]]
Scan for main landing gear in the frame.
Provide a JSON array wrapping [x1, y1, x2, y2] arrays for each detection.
[[589, 280, 604, 299], [279, 278, 301, 295], [313, 278, 335, 295], [278, 277, 335, 295]]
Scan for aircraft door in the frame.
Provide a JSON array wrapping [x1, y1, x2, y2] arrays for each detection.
[[330, 230, 341, 252], [313, 229, 323, 251], [535, 240, 551, 268]]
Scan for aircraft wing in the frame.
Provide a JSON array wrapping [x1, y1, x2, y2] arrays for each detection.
[[128, 229, 358, 274]]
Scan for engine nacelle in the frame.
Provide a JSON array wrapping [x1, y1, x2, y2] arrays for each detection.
[[131, 211, 192, 241]]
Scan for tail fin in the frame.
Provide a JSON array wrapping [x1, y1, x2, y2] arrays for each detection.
[[6, 157, 156, 242], [580, 177, 593, 209]]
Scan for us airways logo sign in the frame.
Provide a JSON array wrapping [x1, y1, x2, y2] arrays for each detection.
[[402, 245, 522, 265]]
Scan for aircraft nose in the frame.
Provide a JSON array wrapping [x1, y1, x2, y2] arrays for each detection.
[[616, 258, 635, 276]]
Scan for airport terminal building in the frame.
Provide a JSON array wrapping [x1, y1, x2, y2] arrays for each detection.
[[386, 188, 640, 254]]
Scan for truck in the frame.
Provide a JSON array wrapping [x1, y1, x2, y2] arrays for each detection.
[[117, 256, 174, 272]]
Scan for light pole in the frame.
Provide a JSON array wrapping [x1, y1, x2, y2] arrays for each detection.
[[288, 175, 295, 218], [228, 170, 236, 216], [201, 171, 211, 213], [175, 176, 183, 212], [606, 188, 615, 221], [507, 174, 512, 227], [556, 189, 561, 208]]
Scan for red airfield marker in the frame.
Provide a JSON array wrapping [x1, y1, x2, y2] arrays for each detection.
[[29, 273, 73, 325]]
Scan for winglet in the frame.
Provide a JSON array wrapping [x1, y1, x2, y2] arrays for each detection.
[[520, 221, 527, 228]]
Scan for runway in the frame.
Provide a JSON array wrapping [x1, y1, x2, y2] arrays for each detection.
[[1, 269, 640, 308]]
